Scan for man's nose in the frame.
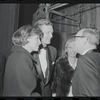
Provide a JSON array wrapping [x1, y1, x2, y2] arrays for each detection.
[[50, 33, 53, 38]]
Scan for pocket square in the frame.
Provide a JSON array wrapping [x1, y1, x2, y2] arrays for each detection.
[[52, 62, 55, 65]]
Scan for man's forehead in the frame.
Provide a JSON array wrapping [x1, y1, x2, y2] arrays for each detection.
[[76, 29, 84, 36], [41, 24, 53, 29], [41, 24, 52, 27]]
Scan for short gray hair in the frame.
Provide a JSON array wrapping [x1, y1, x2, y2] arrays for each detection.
[[12, 25, 43, 46], [33, 19, 53, 28], [82, 28, 100, 46]]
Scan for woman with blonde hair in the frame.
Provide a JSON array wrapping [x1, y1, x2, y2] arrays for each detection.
[[52, 37, 78, 97]]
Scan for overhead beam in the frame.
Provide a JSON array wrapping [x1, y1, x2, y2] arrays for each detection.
[[50, 19, 79, 27], [51, 10, 77, 21], [50, 3, 68, 10]]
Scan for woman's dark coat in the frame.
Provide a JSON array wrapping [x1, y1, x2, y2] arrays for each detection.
[[3, 46, 40, 96], [52, 56, 74, 96]]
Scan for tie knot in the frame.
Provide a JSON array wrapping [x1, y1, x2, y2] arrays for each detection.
[[39, 44, 47, 50]]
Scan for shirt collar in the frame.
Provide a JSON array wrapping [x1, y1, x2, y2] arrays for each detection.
[[82, 47, 96, 55]]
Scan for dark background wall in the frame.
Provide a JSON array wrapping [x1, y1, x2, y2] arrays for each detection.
[[0, 3, 39, 58], [0, 4, 19, 58], [18, 4, 39, 27]]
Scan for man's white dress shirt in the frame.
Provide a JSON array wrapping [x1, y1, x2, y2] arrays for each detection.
[[39, 48, 47, 78]]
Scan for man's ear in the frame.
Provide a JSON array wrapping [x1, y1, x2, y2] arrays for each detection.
[[27, 37, 30, 42], [83, 37, 88, 45]]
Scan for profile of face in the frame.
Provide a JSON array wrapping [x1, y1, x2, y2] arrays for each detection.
[[40, 25, 53, 46], [65, 41, 77, 58], [74, 30, 85, 54], [27, 35, 41, 51]]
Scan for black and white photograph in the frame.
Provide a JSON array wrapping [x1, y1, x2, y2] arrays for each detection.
[[0, 3, 100, 97]]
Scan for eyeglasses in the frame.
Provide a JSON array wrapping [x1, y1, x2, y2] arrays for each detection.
[[72, 36, 86, 40], [73, 36, 85, 38]]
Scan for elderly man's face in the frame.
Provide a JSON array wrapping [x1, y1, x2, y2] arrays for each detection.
[[73, 31, 85, 54]]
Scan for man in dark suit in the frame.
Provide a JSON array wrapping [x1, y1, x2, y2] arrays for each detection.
[[32, 19, 57, 96], [72, 28, 100, 96]]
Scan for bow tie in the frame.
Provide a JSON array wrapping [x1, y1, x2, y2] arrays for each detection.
[[39, 44, 47, 50]]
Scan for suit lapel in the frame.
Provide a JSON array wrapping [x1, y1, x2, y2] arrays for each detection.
[[33, 53, 44, 82], [45, 46, 53, 84], [32, 47, 53, 85]]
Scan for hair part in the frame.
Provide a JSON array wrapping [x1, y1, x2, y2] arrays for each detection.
[[33, 19, 53, 28]]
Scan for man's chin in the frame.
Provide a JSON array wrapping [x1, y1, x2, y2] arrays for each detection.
[[34, 48, 38, 51], [43, 41, 51, 45], [47, 41, 51, 44]]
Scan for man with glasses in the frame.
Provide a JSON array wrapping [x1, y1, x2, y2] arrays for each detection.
[[72, 28, 100, 96]]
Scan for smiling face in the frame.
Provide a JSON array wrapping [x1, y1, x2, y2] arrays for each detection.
[[65, 41, 77, 58], [27, 35, 41, 51], [40, 25, 53, 46]]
